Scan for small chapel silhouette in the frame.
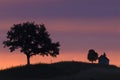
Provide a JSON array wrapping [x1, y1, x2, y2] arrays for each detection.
[[98, 53, 109, 65]]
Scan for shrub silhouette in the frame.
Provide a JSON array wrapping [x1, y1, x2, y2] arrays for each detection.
[[3, 22, 60, 65], [87, 49, 98, 63]]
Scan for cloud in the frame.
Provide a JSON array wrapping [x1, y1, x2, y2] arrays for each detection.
[[0, 0, 120, 20]]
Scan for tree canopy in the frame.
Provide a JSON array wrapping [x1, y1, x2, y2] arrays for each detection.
[[3, 22, 60, 65], [87, 49, 98, 63]]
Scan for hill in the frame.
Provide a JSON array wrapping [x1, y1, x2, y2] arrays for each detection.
[[0, 61, 120, 80]]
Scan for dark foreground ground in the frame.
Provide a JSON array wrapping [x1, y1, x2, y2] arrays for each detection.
[[0, 61, 120, 80]]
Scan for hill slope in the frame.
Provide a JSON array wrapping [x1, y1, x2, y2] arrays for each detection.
[[0, 61, 120, 80]]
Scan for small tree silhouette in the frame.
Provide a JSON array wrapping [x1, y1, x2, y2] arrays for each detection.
[[3, 22, 60, 65], [87, 49, 98, 63]]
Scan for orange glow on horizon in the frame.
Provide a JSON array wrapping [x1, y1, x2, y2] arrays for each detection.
[[0, 51, 120, 70]]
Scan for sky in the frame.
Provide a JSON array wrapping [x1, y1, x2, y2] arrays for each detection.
[[0, 0, 120, 69]]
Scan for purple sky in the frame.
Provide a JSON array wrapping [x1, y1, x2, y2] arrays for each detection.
[[0, 0, 120, 67]]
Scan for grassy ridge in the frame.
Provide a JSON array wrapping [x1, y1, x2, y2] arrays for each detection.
[[0, 61, 120, 80]]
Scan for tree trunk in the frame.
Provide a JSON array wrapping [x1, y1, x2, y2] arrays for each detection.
[[26, 55, 30, 65]]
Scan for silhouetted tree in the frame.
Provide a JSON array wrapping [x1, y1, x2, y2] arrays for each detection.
[[3, 22, 60, 65], [87, 49, 98, 63]]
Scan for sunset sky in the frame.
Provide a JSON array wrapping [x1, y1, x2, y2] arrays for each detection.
[[0, 0, 120, 69]]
